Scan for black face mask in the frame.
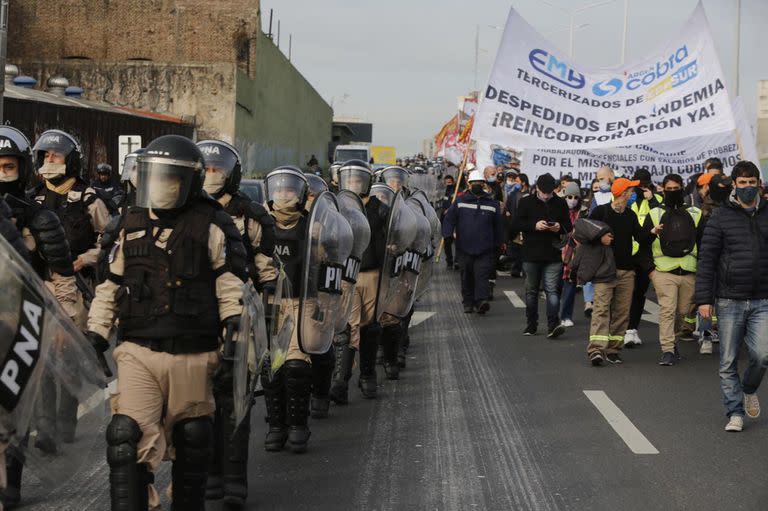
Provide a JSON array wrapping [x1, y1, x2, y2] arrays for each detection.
[[664, 189, 684, 208], [709, 184, 732, 203], [470, 184, 484, 195]]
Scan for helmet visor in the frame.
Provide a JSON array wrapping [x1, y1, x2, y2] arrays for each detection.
[[382, 168, 408, 191], [198, 143, 239, 177], [121, 154, 138, 183], [266, 172, 307, 206], [339, 168, 371, 196], [370, 185, 394, 206], [135, 157, 200, 210], [33, 132, 76, 164]]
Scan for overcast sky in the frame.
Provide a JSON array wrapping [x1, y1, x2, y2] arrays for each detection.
[[261, 0, 768, 156]]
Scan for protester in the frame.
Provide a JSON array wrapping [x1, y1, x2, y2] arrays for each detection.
[[703, 157, 724, 174], [625, 168, 662, 347], [643, 174, 704, 366], [442, 169, 503, 314], [504, 172, 530, 278], [440, 174, 458, 269], [696, 161, 768, 432], [514, 173, 571, 337], [559, 181, 587, 327], [590, 165, 615, 211], [483, 165, 503, 201]]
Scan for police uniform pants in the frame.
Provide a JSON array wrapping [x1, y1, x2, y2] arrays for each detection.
[[349, 270, 380, 350], [587, 270, 635, 355], [284, 299, 311, 363], [111, 342, 218, 511], [651, 271, 696, 353]]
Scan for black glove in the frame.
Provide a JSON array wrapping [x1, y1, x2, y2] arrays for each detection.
[[85, 331, 113, 378], [261, 279, 277, 296]]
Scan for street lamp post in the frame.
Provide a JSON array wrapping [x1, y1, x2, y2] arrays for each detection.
[[540, 0, 627, 60]]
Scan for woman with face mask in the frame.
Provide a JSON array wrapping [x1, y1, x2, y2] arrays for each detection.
[[559, 182, 587, 327]]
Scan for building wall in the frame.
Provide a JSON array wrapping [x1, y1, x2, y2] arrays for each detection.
[[11, 60, 237, 142], [235, 32, 332, 174], [9, 0, 260, 75]]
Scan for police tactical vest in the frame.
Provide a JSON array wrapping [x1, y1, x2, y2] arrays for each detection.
[[35, 182, 97, 258], [273, 216, 307, 297], [224, 192, 275, 281], [117, 202, 220, 352]]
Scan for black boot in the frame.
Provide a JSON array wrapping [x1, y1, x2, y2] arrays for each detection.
[[222, 413, 250, 508], [262, 366, 288, 452], [358, 323, 381, 399], [171, 417, 213, 511], [381, 323, 402, 380], [106, 414, 151, 511], [1, 454, 23, 509], [310, 349, 334, 419], [285, 360, 312, 453], [205, 403, 226, 501], [58, 386, 79, 443], [330, 331, 356, 405], [34, 374, 57, 455]]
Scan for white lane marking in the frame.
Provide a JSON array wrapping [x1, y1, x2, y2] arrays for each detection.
[[642, 299, 660, 325], [583, 390, 659, 455], [504, 290, 525, 308], [410, 311, 436, 327]]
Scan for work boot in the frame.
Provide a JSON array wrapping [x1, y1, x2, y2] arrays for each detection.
[[381, 323, 402, 380], [1, 454, 23, 509], [310, 349, 334, 419], [285, 360, 312, 454], [330, 337, 356, 405], [358, 324, 381, 399], [205, 405, 226, 501], [262, 367, 288, 452], [222, 415, 250, 508]]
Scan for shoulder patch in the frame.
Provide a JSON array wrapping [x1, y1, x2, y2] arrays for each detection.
[[126, 230, 146, 241]]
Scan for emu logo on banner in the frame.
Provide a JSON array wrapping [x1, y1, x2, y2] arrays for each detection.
[[403, 250, 422, 275], [0, 139, 12, 149], [0, 287, 44, 411], [343, 256, 361, 284], [529, 49, 585, 89], [318, 263, 343, 294]]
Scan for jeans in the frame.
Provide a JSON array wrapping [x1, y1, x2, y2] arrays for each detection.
[[523, 261, 563, 330], [583, 281, 594, 303], [628, 269, 651, 330], [717, 298, 768, 417], [560, 280, 577, 321]]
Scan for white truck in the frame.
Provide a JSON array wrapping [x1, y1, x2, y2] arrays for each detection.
[[333, 144, 371, 164]]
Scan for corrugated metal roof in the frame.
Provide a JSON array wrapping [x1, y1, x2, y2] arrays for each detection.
[[4, 84, 190, 125]]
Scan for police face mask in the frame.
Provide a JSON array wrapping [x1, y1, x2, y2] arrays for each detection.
[[203, 169, 227, 195], [39, 162, 67, 181], [735, 186, 759, 205], [149, 179, 181, 210]]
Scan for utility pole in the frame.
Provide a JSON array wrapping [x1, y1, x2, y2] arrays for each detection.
[[0, 0, 8, 122], [735, 0, 741, 97], [473, 25, 479, 92]]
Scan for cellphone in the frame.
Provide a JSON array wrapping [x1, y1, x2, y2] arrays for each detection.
[[546, 221, 556, 226]]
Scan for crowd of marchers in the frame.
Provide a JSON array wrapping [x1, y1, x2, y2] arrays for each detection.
[[0, 126, 445, 510], [439, 156, 768, 433]]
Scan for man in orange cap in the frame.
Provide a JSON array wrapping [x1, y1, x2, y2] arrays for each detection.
[[585, 177, 651, 365]]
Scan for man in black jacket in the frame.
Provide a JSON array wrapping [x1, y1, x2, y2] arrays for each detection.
[[514, 173, 572, 338], [696, 160, 768, 433]]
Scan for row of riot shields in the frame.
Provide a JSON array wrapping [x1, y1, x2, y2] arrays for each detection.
[[409, 171, 441, 205], [0, 233, 108, 493]]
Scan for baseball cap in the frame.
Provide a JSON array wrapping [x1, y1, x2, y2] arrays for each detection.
[[632, 168, 652, 184], [536, 173, 557, 194], [611, 178, 640, 197], [697, 172, 716, 186]]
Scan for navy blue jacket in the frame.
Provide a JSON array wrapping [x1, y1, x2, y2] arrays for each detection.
[[442, 191, 503, 255]]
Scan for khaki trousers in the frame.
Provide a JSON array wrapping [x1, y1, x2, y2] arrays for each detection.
[[651, 271, 696, 353], [349, 270, 380, 349], [588, 270, 635, 355], [111, 342, 218, 510]]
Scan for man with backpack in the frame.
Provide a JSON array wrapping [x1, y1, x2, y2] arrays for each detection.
[[642, 174, 705, 366]]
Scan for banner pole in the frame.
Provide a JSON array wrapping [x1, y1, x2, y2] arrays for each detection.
[[436, 142, 472, 263]]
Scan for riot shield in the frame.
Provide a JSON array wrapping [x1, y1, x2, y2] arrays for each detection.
[[334, 191, 372, 333], [375, 191, 421, 320], [411, 191, 442, 298], [0, 234, 108, 491], [267, 260, 294, 379], [298, 191, 354, 354], [370, 183, 395, 207], [233, 282, 268, 431]]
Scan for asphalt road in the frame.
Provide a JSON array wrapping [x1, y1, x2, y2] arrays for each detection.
[[19, 264, 768, 510]]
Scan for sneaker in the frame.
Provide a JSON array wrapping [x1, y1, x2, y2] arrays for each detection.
[[547, 324, 566, 339], [463, 305, 474, 314], [725, 415, 744, 432], [678, 330, 696, 342], [584, 302, 593, 317], [523, 325, 537, 336], [745, 393, 761, 419], [589, 352, 604, 366], [711, 331, 720, 343], [476, 301, 490, 315], [606, 353, 623, 364], [561, 318, 574, 327], [659, 351, 676, 366], [699, 340, 713, 355], [624, 329, 638, 348]]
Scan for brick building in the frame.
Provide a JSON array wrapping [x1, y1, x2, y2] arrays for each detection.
[[8, 0, 332, 173]]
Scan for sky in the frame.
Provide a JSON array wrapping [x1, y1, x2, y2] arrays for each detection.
[[261, 0, 768, 156]]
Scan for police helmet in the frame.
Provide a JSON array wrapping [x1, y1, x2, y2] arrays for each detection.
[[338, 159, 373, 197], [33, 129, 84, 181], [196, 139, 242, 199], [380, 165, 411, 193], [135, 135, 205, 211], [305, 173, 329, 196], [370, 183, 395, 207], [0, 126, 34, 197], [265, 165, 309, 211]]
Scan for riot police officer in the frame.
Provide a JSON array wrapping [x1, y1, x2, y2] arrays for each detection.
[[332, 160, 389, 401], [197, 139, 277, 508], [305, 173, 329, 210], [86, 135, 248, 511], [380, 165, 412, 198], [328, 162, 343, 193], [262, 167, 315, 453], [92, 163, 125, 211]]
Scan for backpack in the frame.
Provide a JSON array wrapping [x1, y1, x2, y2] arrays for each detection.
[[658, 208, 696, 258]]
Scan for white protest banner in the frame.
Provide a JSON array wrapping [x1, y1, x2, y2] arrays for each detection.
[[520, 99, 758, 183], [472, 3, 734, 150]]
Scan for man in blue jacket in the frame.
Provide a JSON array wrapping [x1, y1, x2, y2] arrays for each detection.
[[696, 160, 768, 433], [442, 169, 503, 314]]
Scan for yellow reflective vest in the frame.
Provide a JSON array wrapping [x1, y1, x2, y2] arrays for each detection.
[[648, 206, 702, 272], [631, 195, 663, 255]]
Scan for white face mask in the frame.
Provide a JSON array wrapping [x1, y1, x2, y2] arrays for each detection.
[[149, 180, 181, 209], [0, 170, 18, 183], [39, 162, 67, 181], [566, 198, 579, 209], [203, 170, 227, 195]]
